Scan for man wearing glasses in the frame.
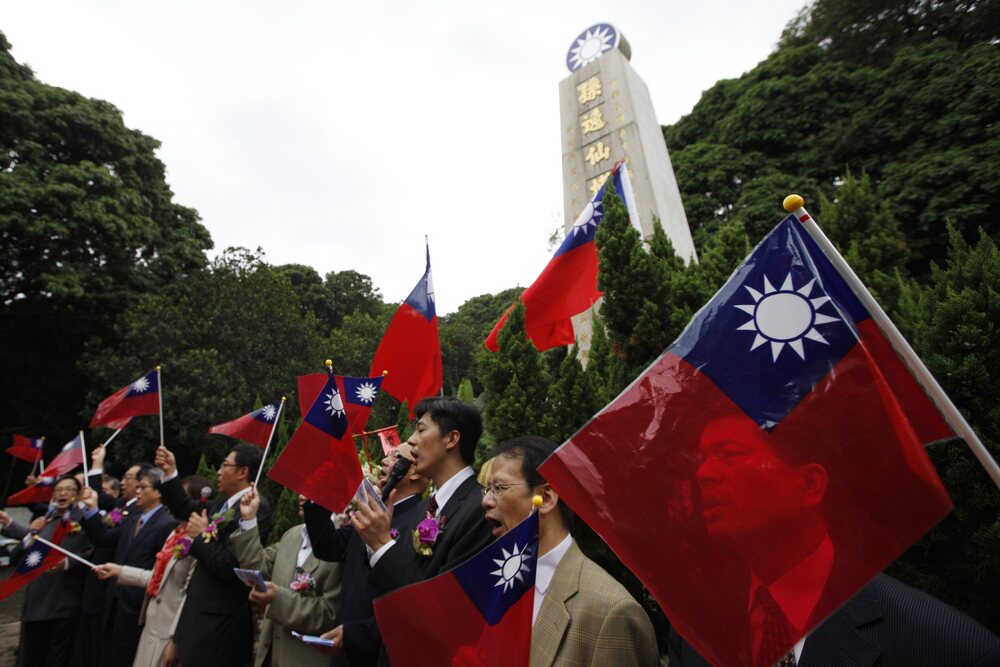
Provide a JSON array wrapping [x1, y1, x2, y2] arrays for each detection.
[[482, 436, 659, 667], [154, 443, 272, 667]]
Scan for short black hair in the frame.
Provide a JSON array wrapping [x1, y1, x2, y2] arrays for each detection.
[[55, 474, 81, 492], [415, 397, 482, 465], [231, 444, 263, 481], [492, 436, 574, 529]]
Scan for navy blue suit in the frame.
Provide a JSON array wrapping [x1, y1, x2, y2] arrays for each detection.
[[667, 574, 1000, 666], [82, 503, 177, 667]]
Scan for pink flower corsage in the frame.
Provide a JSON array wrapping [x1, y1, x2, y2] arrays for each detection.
[[202, 505, 235, 543], [412, 515, 446, 557], [389, 528, 399, 540], [104, 507, 124, 527], [289, 567, 317, 596], [173, 534, 193, 558]]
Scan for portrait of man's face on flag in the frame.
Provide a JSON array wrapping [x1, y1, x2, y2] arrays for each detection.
[[539, 216, 955, 667]]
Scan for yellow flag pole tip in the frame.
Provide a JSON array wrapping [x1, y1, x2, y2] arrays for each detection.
[[532, 495, 543, 508], [325, 359, 333, 368], [382, 370, 389, 376], [280, 396, 287, 402], [155, 365, 161, 371], [783, 194, 804, 212]]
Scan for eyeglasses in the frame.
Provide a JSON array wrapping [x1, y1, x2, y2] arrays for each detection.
[[481, 482, 531, 498], [135, 484, 153, 491]]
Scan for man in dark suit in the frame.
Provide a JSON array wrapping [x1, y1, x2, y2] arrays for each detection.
[[668, 573, 1000, 666], [80, 465, 178, 667], [305, 441, 428, 666], [352, 396, 494, 657], [155, 442, 272, 667]]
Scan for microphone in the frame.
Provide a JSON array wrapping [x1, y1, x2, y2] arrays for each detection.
[[381, 457, 413, 502], [200, 487, 213, 503]]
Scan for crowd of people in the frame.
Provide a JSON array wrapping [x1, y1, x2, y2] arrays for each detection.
[[1, 396, 998, 667]]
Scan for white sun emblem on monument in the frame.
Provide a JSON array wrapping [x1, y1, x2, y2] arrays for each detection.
[[324, 389, 345, 419], [735, 272, 840, 362], [25, 550, 42, 568], [355, 382, 378, 404], [260, 405, 277, 421], [131, 376, 150, 393], [491, 542, 533, 593], [568, 26, 615, 70]]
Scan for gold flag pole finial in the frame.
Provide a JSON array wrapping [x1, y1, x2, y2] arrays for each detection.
[[783, 194, 805, 212]]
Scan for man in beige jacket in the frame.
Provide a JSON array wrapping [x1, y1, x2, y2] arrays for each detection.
[[482, 436, 661, 667], [234, 490, 342, 667]]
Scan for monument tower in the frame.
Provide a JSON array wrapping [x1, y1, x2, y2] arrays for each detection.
[[560, 23, 695, 260], [559, 24, 696, 360]]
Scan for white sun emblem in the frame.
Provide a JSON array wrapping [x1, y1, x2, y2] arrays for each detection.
[[570, 201, 602, 238], [735, 272, 840, 362], [323, 389, 345, 419], [260, 405, 277, 421], [25, 550, 42, 568], [130, 376, 150, 393], [491, 541, 534, 593], [568, 26, 615, 70], [354, 382, 378, 404]]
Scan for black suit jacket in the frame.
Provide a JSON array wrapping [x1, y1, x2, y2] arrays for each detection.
[[368, 474, 493, 596], [668, 574, 1000, 667], [159, 477, 272, 667], [305, 494, 422, 667]]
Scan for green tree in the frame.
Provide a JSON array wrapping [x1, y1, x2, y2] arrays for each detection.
[[476, 301, 550, 446], [0, 32, 211, 443], [544, 344, 604, 443], [439, 287, 522, 394], [890, 227, 1000, 631], [79, 248, 324, 472]]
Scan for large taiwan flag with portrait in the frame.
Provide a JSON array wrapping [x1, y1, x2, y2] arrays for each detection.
[[540, 213, 954, 666]]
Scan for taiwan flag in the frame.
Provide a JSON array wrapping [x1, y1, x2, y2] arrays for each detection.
[[269, 373, 362, 513], [6, 475, 58, 506], [486, 172, 613, 353], [44, 434, 85, 477], [90, 370, 160, 429], [371, 243, 442, 416], [0, 523, 68, 600], [539, 214, 954, 666], [6, 435, 44, 463], [297, 373, 384, 436], [375, 511, 538, 667], [208, 401, 283, 448]]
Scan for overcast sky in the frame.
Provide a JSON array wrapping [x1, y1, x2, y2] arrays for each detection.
[[4, 1, 807, 314]]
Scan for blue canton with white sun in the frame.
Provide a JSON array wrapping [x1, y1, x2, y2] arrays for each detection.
[[671, 215, 871, 429], [304, 375, 348, 439]]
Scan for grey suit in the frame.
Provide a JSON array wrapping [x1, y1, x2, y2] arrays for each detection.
[[231, 523, 341, 667]]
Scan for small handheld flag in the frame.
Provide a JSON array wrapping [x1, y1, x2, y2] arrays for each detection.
[[5, 435, 44, 464], [209, 401, 284, 448], [375, 511, 539, 667], [90, 370, 160, 429], [0, 523, 68, 601]]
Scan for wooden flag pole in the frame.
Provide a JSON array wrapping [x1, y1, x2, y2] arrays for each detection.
[[80, 431, 89, 488], [254, 397, 286, 489], [156, 365, 164, 449], [33, 534, 98, 569], [786, 194, 1000, 491], [101, 428, 124, 449]]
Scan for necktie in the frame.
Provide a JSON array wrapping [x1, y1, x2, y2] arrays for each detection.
[[752, 585, 794, 667], [425, 494, 438, 518], [132, 517, 143, 538]]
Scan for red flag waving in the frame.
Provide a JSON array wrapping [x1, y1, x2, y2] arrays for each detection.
[[44, 434, 85, 477], [6, 435, 43, 464], [371, 243, 442, 416], [90, 370, 159, 428], [208, 401, 283, 447], [375, 511, 538, 667], [269, 373, 362, 512], [539, 214, 954, 667], [0, 523, 68, 600], [6, 475, 58, 506], [373, 425, 401, 455], [298, 373, 384, 436]]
